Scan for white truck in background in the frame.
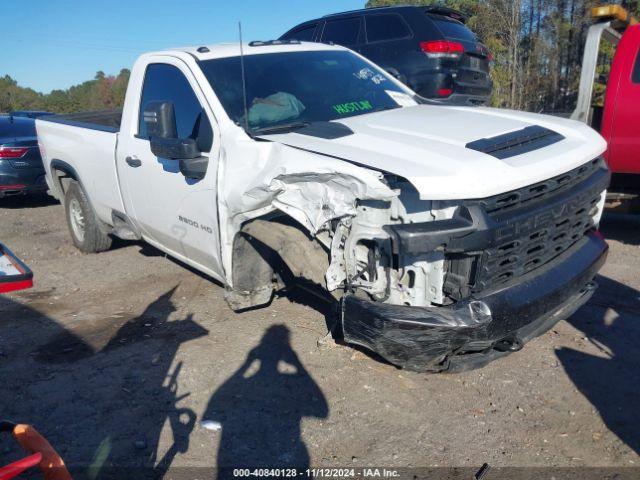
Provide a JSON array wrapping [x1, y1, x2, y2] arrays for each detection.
[[37, 41, 609, 372]]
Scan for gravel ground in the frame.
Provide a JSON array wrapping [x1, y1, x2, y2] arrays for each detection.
[[0, 196, 639, 478]]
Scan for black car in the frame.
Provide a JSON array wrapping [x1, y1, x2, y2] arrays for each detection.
[[281, 5, 492, 105], [0, 114, 48, 198]]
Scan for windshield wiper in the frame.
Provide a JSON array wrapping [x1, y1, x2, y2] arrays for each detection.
[[252, 122, 310, 135]]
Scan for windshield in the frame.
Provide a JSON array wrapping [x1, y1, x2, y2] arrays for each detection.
[[199, 50, 414, 133]]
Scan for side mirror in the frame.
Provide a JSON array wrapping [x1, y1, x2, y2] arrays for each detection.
[[149, 137, 201, 160], [144, 101, 207, 180], [143, 101, 178, 139]]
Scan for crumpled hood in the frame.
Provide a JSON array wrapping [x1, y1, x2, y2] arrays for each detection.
[[262, 105, 607, 200]]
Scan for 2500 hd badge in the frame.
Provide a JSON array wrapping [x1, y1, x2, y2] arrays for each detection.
[[178, 215, 213, 234]]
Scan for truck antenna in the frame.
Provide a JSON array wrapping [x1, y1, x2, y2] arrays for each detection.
[[238, 22, 250, 133]]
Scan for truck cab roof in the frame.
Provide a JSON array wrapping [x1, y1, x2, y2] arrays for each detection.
[[162, 41, 348, 61]]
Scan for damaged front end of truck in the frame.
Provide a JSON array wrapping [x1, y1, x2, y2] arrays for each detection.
[[221, 137, 609, 373]]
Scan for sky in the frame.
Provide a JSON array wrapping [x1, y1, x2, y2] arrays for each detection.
[[3, 0, 365, 93]]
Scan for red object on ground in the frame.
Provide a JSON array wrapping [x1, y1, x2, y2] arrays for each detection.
[[600, 24, 640, 174], [0, 279, 33, 294], [0, 453, 42, 480], [0, 244, 33, 294]]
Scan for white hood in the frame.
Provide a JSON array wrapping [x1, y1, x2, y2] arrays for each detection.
[[262, 105, 607, 200]]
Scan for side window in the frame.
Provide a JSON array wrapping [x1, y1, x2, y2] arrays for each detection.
[[321, 17, 361, 46], [138, 63, 212, 152], [366, 14, 411, 43], [284, 24, 317, 41], [633, 50, 640, 84]]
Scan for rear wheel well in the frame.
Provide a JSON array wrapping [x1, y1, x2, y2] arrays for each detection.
[[50, 161, 79, 199]]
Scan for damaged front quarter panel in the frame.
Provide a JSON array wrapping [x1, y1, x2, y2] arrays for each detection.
[[218, 132, 397, 308]]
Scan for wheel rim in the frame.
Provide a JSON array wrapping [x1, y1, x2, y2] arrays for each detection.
[[69, 198, 85, 242]]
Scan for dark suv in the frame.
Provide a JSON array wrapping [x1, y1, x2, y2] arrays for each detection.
[[0, 114, 48, 198], [281, 5, 492, 105]]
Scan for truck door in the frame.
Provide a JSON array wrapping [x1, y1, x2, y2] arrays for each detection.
[[603, 27, 640, 174], [116, 59, 224, 279]]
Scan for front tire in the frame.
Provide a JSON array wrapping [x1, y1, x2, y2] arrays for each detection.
[[64, 181, 112, 253]]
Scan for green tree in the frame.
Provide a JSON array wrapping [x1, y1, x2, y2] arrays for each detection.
[[0, 70, 131, 114]]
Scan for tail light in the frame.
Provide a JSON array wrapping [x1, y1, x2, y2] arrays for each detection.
[[0, 147, 29, 158], [420, 40, 465, 57], [438, 88, 454, 97]]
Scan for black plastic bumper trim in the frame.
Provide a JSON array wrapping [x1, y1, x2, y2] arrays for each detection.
[[341, 232, 608, 372]]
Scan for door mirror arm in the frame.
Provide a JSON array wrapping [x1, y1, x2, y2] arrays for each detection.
[[179, 157, 208, 180]]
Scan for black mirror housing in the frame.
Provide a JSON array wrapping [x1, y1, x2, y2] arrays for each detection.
[[150, 137, 201, 160], [143, 101, 178, 138]]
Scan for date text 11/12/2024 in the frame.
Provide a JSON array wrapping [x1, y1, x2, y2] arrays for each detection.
[[232, 468, 401, 478]]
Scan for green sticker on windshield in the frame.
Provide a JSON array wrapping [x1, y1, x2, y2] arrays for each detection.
[[333, 100, 373, 115]]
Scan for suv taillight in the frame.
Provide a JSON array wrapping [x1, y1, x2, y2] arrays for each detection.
[[420, 40, 465, 57], [0, 147, 29, 158]]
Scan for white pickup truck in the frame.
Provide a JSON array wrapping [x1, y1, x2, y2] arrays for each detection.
[[37, 41, 610, 372]]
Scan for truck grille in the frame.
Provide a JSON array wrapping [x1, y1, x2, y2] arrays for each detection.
[[474, 193, 601, 291], [480, 158, 601, 216], [444, 159, 607, 299]]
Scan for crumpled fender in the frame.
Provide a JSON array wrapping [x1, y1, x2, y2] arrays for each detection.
[[218, 129, 397, 286]]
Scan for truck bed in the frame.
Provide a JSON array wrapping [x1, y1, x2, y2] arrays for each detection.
[[42, 109, 122, 133], [36, 112, 126, 223]]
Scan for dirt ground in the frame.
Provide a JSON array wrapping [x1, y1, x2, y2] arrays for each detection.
[[1, 195, 639, 478]]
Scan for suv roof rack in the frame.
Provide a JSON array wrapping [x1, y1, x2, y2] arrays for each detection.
[[249, 39, 301, 47], [322, 5, 413, 18]]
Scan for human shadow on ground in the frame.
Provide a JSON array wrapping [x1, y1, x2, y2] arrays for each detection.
[[0, 286, 207, 479], [557, 274, 640, 455], [202, 325, 328, 477]]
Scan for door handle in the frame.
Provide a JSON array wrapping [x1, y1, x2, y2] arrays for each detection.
[[125, 156, 142, 168]]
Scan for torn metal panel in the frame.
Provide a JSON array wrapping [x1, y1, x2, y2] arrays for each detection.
[[217, 132, 396, 286]]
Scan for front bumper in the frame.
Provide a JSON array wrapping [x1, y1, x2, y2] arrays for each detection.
[[341, 232, 608, 372]]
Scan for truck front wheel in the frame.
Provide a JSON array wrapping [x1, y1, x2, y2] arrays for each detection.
[[64, 182, 112, 253]]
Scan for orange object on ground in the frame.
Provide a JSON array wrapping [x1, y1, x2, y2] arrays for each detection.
[[11, 424, 72, 480]]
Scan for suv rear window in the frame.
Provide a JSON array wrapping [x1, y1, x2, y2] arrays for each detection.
[[285, 24, 316, 42], [366, 14, 411, 43], [427, 14, 477, 42], [321, 17, 361, 46]]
